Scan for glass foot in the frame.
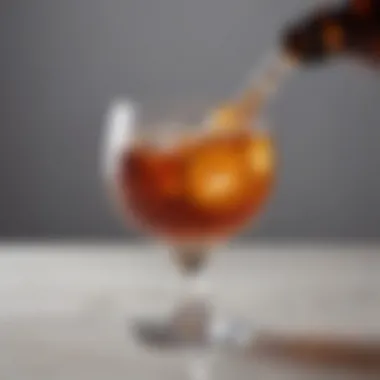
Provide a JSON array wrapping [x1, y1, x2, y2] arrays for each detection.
[[131, 300, 254, 350]]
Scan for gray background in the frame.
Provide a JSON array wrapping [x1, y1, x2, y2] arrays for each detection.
[[1, 0, 380, 240]]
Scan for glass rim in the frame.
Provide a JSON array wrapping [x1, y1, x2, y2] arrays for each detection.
[[104, 97, 274, 151]]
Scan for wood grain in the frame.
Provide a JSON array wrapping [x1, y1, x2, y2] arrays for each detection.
[[251, 333, 380, 372]]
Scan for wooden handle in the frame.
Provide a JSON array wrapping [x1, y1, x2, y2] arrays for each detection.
[[250, 333, 380, 372]]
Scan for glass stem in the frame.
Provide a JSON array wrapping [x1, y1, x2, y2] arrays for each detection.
[[182, 267, 210, 304], [171, 245, 213, 339], [175, 247, 215, 380]]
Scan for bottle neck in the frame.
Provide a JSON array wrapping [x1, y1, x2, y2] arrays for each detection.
[[282, 1, 380, 66]]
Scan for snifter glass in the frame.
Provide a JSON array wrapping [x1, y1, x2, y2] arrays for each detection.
[[101, 50, 303, 376], [101, 96, 276, 355]]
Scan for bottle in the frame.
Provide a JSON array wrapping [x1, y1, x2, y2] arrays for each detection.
[[208, 1, 380, 131], [282, 0, 380, 65]]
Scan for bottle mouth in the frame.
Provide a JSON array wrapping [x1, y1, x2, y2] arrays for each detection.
[[283, 25, 326, 64], [281, 3, 348, 65]]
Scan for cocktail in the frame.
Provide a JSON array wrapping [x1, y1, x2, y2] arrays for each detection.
[[100, 52, 296, 357], [101, 97, 275, 351]]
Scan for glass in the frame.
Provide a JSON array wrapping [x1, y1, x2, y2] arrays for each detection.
[[102, 97, 274, 332], [100, 51, 293, 378]]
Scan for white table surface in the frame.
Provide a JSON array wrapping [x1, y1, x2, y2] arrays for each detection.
[[0, 243, 379, 379]]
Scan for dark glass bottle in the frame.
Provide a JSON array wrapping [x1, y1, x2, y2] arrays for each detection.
[[282, 0, 380, 65], [212, 1, 380, 125]]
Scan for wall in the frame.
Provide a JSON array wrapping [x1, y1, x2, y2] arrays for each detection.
[[1, 0, 380, 240]]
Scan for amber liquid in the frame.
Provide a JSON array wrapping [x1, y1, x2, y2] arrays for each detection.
[[117, 48, 293, 243], [118, 1, 380, 243], [120, 128, 275, 242]]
